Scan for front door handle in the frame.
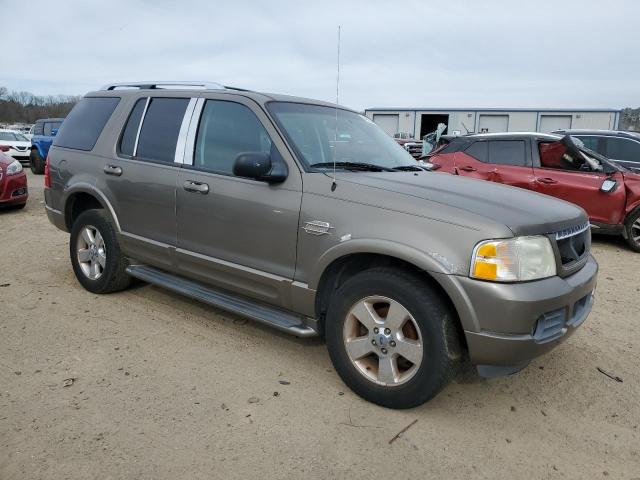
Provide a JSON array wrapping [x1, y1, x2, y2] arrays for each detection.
[[103, 165, 122, 176], [183, 180, 209, 194], [537, 177, 557, 184], [459, 165, 476, 172]]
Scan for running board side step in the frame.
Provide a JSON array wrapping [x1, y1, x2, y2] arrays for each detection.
[[126, 264, 318, 338]]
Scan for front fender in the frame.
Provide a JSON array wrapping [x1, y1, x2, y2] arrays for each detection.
[[308, 237, 461, 290]]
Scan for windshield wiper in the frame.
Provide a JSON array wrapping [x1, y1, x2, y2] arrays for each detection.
[[309, 162, 394, 172], [392, 165, 424, 172]]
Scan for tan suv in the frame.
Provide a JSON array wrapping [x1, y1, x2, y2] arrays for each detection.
[[45, 82, 598, 408]]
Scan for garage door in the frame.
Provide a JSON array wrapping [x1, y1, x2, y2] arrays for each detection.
[[478, 115, 509, 133], [539, 115, 572, 133], [372, 114, 399, 136]]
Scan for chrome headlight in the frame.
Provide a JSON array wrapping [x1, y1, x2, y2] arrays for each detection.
[[471, 236, 556, 282], [6, 159, 23, 176]]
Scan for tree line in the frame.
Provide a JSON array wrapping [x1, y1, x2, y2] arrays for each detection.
[[0, 86, 80, 124]]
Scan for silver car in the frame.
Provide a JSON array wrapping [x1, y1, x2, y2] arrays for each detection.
[[44, 82, 598, 408]]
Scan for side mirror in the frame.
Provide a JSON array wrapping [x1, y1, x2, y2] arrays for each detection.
[[601, 179, 618, 193], [233, 152, 288, 183], [50, 128, 58, 136]]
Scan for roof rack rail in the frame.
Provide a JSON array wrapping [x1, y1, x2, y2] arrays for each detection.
[[99, 81, 227, 91]]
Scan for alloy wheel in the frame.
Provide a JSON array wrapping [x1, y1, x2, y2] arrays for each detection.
[[343, 296, 423, 387], [76, 225, 106, 280]]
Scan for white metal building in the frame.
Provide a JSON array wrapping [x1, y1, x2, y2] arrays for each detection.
[[364, 108, 621, 138]]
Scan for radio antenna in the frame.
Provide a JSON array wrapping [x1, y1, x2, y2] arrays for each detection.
[[331, 25, 341, 192]]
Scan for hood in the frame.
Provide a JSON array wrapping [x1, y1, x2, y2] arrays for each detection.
[[338, 171, 587, 236]]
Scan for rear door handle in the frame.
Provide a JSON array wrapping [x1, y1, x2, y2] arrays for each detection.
[[103, 165, 122, 176], [459, 165, 476, 172], [537, 177, 557, 184], [183, 180, 209, 194]]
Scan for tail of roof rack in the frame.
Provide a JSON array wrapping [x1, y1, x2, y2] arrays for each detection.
[[100, 81, 227, 91]]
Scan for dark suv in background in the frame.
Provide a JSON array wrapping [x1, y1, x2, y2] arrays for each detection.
[[44, 82, 597, 408], [553, 129, 640, 173], [30, 117, 64, 174]]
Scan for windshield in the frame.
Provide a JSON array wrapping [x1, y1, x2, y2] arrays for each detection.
[[0, 131, 27, 141], [267, 102, 416, 171]]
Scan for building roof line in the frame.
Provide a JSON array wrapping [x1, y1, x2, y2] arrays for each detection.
[[365, 107, 621, 113]]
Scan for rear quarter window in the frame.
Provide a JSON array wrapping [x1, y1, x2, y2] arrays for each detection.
[[54, 97, 120, 151]]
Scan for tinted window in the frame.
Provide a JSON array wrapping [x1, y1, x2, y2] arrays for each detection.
[[606, 137, 640, 162], [44, 121, 63, 136], [34, 122, 44, 135], [574, 136, 602, 153], [136, 98, 189, 163], [465, 141, 488, 162], [54, 98, 119, 151], [119, 98, 147, 156], [488, 140, 526, 166], [194, 100, 272, 175]]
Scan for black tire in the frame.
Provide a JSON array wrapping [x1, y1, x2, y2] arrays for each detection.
[[30, 149, 44, 174], [325, 267, 462, 409], [69, 209, 131, 294], [624, 208, 640, 252]]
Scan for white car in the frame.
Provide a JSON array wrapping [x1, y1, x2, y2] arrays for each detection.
[[0, 129, 31, 165]]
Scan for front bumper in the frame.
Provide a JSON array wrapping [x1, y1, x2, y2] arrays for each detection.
[[9, 149, 31, 165], [460, 254, 598, 370], [0, 171, 28, 205]]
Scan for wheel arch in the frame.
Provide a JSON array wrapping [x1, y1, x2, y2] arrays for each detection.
[[63, 185, 121, 232], [312, 249, 470, 351]]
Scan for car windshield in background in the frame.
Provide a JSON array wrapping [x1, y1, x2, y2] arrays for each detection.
[[0, 132, 26, 141], [267, 102, 416, 171]]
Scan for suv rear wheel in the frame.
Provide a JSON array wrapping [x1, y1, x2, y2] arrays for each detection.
[[29, 149, 44, 174], [624, 208, 640, 252], [325, 268, 461, 409], [70, 209, 131, 293]]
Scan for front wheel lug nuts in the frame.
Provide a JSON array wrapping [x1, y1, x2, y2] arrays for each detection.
[[384, 328, 391, 335], [390, 341, 396, 347], [373, 327, 379, 334], [372, 339, 376, 345], [381, 348, 388, 354]]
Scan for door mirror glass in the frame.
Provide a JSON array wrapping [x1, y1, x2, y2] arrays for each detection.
[[600, 179, 617, 193], [50, 128, 58, 137]]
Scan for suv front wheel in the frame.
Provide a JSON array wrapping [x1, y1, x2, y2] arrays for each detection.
[[29, 149, 44, 174], [70, 209, 132, 294], [325, 268, 461, 409]]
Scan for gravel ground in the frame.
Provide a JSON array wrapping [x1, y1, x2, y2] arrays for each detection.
[[1, 172, 639, 479]]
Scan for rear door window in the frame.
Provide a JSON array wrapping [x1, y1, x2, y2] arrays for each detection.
[[606, 137, 640, 162], [136, 98, 189, 163], [119, 98, 147, 157], [54, 97, 120, 151], [464, 141, 488, 162], [488, 140, 527, 166]]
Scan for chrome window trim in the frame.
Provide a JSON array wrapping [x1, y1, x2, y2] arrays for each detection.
[[174, 98, 198, 164], [182, 98, 205, 166], [132, 97, 151, 157]]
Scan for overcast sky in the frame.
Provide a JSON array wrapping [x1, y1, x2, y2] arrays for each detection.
[[1, 0, 638, 110]]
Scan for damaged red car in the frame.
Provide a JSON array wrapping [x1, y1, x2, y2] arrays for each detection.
[[428, 133, 640, 251], [0, 151, 28, 209]]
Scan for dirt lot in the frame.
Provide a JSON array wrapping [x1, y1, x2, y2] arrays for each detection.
[[1, 171, 639, 479]]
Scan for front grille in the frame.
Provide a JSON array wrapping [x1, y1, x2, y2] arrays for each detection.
[[554, 223, 590, 270]]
